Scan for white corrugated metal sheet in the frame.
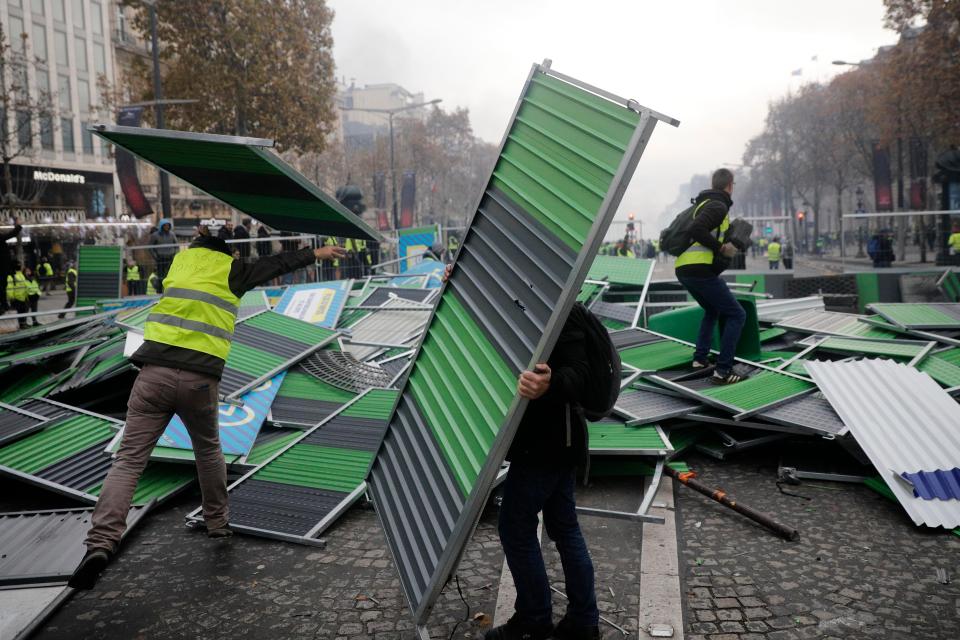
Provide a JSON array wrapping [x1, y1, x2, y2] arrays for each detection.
[[806, 359, 960, 529], [756, 296, 825, 324]]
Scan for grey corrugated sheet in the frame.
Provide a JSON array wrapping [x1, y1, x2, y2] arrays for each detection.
[[755, 296, 825, 323], [591, 300, 636, 324], [226, 480, 347, 536], [758, 392, 846, 436], [342, 298, 431, 361], [0, 506, 148, 588], [15, 399, 71, 421], [35, 442, 113, 491], [0, 404, 48, 447], [806, 359, 960, 528], [609, 328, 664, 351], [362, 287, 435, 307], [269, 397, 344, 428], [614, 387, 700, 424], [774, 309, 873, 336]]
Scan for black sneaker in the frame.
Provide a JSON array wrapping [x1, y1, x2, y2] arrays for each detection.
[[68, 548, 112, 590], [691, 359, 710, 370], [485, 615, 554, 640], [207, 525, 233, 539], [553, 617, 600, 640], [711, 370, 746, 385]]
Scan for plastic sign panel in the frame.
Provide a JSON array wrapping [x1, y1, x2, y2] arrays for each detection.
[[398, 225, 438, 272], [274, 281, 351, 329]]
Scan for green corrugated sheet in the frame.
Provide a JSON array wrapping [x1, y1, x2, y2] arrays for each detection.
[[239, 290, 269, 313], [491, 72, 640, 251], [117, 304, 155, 329], [0, 415, 114, 473], [819, 337, 927, 358], [871, 303, 960, 328], [782, 360, 810, 376], [337, 308, 370, 328], [587, 257, 653, 286], [0, 368, 70, 403], [341, 389, 398, 420], [253, 444, 370, 493], [408, 293, 515, 496], [940, 271, 960, 302], [700, 370, 814, 411], [0, 338, 104, 367], [917, 355, 960, 388], [936, 348, 960, 366], [855, 273, 880, 313], [93, 128, 380, 241], [846, 321, 899, 339], [245, 430, 302, 466], [601, 317, 629, 331], [588, 421, 668, 451], [78, 245, 123, 272], [225, 342, 286, 375], [243, 310, 335, 345], [577, 282, 604, 304], [276, 370, 356, 404], [87, 463, 195, 505], [619, 340, 695, 371]]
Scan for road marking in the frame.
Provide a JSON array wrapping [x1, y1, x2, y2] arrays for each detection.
[[638, 477, 684, 639]]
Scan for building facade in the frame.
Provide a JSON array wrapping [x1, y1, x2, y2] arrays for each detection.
[[337, 81, 428, 149]]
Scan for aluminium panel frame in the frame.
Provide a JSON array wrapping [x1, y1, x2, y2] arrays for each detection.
[[370, 60, 678, 632], [185, 390, 384, 545], [629, 258, 657, 328], [575, 457, 666, 525], [858, 315, 960, 347]]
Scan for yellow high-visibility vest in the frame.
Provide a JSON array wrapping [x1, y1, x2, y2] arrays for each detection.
[[65, 268, 78, 293], [6, 272, 27, 302], [143, 247, 240, 361], [25, 277, 40, 297], [767, 242, 781, 262], [675, 201, 729, 269], [126, 265, 141, 281]]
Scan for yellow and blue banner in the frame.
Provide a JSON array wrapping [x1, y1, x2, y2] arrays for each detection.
[[273, 280, 351, 329]]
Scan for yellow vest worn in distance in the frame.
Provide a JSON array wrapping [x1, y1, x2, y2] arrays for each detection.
[[767, 242, 781, 261], [675, 201, 730, 269], [127, 265, 141, 281], [6, 272, 27, 302], [25, 277, 40, 297], [143, 247, 240, 362], [65, 268, 78, 293]]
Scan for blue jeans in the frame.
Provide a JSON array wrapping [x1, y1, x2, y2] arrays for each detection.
[[677, 274, 747, 374], [498, 463, 599, 628]]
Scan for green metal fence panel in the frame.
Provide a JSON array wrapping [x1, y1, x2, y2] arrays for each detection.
[[245, 428, 302, 466], [587, 256, 654, 287], [0, 338, 105, 368], [819, 337, 928, 358], [253, 444, 370, 493], [86, 463, 195, 506], [869, 303, 960, 330], [700, 370, 814, 412], [76, 245, 122, 308], [588, 420, 670, 454], [92, 126, 382, 241], [917, 355, 960, 388], [0, 415, 113, 474], [340, 388, 399, 421], [366, 61, 676, 629], [620, 339, 695, 371]]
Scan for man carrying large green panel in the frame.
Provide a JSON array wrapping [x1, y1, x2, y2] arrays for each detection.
[[69, 225, 345, 590]]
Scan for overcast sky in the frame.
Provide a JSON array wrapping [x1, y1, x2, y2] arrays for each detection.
[[329, 0, 896, 234]]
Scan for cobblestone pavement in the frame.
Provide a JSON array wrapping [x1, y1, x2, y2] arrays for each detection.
[[4, 474, 646, 639], [676, 448, 960, 640]]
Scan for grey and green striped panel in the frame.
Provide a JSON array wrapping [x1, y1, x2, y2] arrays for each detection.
[[92, 125, 382, 241], [270, 367, 358, 428], [367, 63, 673, 621], [868, 303, 960, 330], [587, 256, 654, 287], [699, 370, 814, 413], [588, 419, 670, 454], [218, 389, 398, 543], [222, 311, 337, 399], [77, 245, 123, 308]]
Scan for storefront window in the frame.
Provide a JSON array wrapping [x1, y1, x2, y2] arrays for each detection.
[[61, 116, 75, 152], [75, 36, 87, 71]]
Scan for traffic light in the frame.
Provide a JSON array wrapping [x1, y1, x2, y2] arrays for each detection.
[[336, 185, 366, 215], [797, 210, 805, 221]]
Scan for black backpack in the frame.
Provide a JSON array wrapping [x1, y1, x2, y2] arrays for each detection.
[[659, 199, 710, 256], [571, 303, 622, 421]]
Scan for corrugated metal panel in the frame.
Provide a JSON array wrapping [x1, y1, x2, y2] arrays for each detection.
[[245, 427, 302, 466], [76, 246, 122, 306], [367, 62, 674, 625], [342, 297, 431, 360], [86, 463, 195, 506], [35, 442, 112, 491], [0, 415, 114, 474], [806, 359, 960, 528], [776, 309, 897, 339], [0, 506, 148, 588], [591, 301, 636, 324], [587, 256, 654, 286], [818, 336, 929, 358], [254, 445, 371, 492], [758, 392, 847, 436], [620, 339, 695, 371], [609, 328, 664, 350], [14, 399, 71, 420], [755, 296, 825, 323], [226, 480, 348, 536], [614, 387, 700, 424], [362, 287, 435, 307], [900, 468, 960, 500], [0, 404, 48, 447], [0, 338, 105, 367], [270, 369, 357, 427], [869, 302, 960, 329], [341, 388, 400, 421], [222, 311, 338, 399], [918, 354, 960, 388], [238, 290, 270, 320], [699, 371, 814, 412], [93, 125, 382, 241], [588, 419, 671, 454]]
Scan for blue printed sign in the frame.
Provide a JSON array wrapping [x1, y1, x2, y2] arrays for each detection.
[[273, 280, 351, 329]]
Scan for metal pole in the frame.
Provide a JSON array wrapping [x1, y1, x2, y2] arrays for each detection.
[[389, 112, 398, 231], [149, 3, 171, 219]]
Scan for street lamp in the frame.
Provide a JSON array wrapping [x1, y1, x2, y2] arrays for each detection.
[[340, 98, 442, 229]]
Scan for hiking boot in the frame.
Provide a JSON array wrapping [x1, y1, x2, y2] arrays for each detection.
[[553, 617, 600, 640], [485, 615, 554, 640], [207, 525, 233, 539], [68, 548, 112, 590], [711, 370, 746, 385]]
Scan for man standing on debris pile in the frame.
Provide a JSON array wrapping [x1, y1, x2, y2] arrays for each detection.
[[675, 168, 746, 385], [69, 223, 346, 591]]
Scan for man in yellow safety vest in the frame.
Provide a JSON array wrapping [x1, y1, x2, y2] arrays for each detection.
[[674, 168, 745, 385], [766, 237, 781, 270], [69, 224, 345, 590], [125, 260, 142, 296], [58, 263, 78, 319], [6, 262, 28, 329]]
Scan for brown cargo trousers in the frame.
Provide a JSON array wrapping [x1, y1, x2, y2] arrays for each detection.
[[85, 364, 228, 552]]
